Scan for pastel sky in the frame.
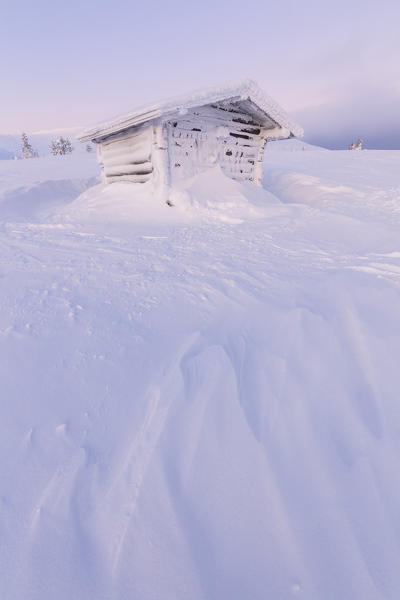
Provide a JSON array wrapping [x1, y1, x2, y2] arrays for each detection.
[[1, 0, 399, 148]]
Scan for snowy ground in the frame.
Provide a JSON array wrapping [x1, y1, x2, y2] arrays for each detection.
[[1, 143, 400, 599]]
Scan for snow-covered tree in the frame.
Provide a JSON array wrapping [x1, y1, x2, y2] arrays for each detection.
[[349, 139, 363, 151], [50, 140, 58, 156], [85, 143, 93, 153], [21, 132, 34, 159], [50, 136, 74, 156]]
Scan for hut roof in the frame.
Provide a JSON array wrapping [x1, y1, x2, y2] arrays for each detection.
[[78, 79, 303, 143]]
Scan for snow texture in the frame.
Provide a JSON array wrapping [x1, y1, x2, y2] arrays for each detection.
[[1, 141, 400, 600], [78, 79, 303, 142]]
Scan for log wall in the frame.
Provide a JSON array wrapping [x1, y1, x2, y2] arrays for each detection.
[[98, 126, 153, 184], [97, 100, 283, 186], [166, 101, 277, 184]]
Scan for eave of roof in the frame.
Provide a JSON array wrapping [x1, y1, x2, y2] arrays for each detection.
[[77, 79, 303, 143]]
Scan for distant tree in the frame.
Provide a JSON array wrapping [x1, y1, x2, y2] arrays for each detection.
[[50, 136, 74, 156], [85, 143, 93, 153], [50, 140, 58, 156], [349, 139, 363, 151], [354, 138, 363, 150], [21, 132, 34, 159]]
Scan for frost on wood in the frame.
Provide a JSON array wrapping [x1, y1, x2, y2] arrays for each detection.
[[97, 127, 153, 184], [78, 80, 302, 188]]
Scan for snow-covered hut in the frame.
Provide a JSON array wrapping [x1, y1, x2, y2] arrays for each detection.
[[78, 80, 302, 188]]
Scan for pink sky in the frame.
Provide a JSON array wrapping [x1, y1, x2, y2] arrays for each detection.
[[1, 0, 399, 148]]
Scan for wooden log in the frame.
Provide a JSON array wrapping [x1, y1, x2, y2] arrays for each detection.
[[105, 173, 152, 184], [254, 130, 267, 185], [233, 98, 278, 129], [99, 126, 153, 183], [102, 149, 151, 167], [264, 126, 288, 140], [102, 127, 150, 145], [104, 162, 153, 177], [101, 138, 151, 157], [92, 110, 160, 143]]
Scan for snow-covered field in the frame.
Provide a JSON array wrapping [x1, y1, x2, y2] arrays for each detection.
[[1, 143, 400, 599]]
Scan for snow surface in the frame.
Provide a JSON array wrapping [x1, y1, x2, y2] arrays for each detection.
[[1, 141, 400, 599], [0, 153, 99, 221]]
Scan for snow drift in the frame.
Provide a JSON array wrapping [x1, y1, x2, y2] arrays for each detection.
[[0, 153, 99, 221], [1, 142, 400, 600]]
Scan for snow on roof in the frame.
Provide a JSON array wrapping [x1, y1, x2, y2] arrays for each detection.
[[78, 79, 303, 142]]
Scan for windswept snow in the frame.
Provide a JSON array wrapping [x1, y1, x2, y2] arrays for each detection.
[[1, 142, 400, 599], [0, 153, 99, 221]]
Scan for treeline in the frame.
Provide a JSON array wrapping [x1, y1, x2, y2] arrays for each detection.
[[17, 133, 93, 159]]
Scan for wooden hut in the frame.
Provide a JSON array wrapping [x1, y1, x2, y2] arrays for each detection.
[[78, 80, 302, 188]]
